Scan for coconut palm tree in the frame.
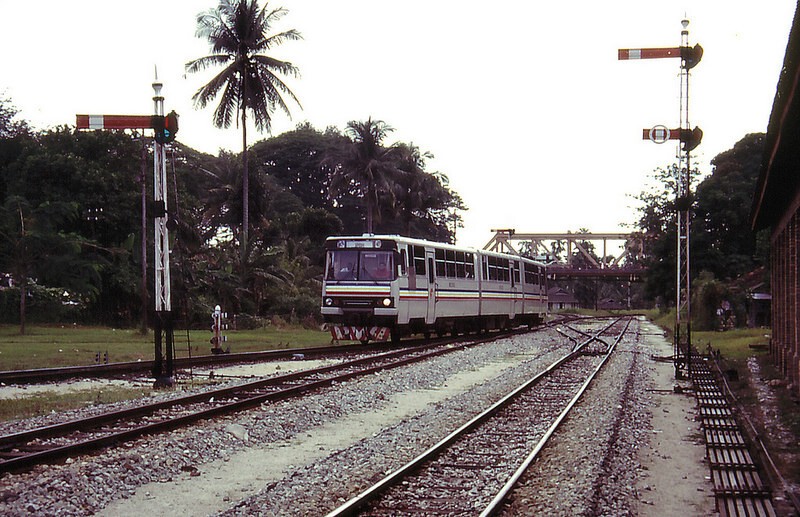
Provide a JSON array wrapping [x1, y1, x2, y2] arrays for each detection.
[[326, 118, 405, 234], [186, 0, 301, 258]]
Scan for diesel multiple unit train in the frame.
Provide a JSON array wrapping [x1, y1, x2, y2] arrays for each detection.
[[321, 235, 548, 343]]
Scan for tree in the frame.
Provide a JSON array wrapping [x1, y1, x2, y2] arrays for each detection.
[[252, 123, 347, 210], [186, 0, 301, 260], [568, 230, 601, 308], [692, 133, 766, 279], [0, 197, 100, 334], [379, 142, 465, 241], [326, 118, 405, 234], [0, 95, 29, 139], [632, 164, 682, 304], [632, 133, 767, 312]]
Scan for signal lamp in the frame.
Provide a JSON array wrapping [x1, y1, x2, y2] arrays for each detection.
[[680, 43, 703, 70], [680, 126, 703, 152]]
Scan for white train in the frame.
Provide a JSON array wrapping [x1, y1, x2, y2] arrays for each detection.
[[321, 235, 548, 343]]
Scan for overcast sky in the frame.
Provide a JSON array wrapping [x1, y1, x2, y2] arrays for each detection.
[[1, 1, 796, 249]]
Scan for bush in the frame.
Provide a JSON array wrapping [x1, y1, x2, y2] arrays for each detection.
[[692, 271, 747, 331], [234, 313, 269, 330], [0, 285, 85, 324]]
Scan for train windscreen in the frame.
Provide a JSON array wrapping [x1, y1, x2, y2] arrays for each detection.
[[326, 250, 394, 281]]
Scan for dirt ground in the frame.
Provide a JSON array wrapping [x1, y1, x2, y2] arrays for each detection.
[[636, 321, 717, 516]]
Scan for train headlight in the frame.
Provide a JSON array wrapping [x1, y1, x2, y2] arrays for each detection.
[[324, 297, 334, 306], [382, 297, 392, 307]]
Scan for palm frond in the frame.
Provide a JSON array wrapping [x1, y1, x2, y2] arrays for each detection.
[[187, 0, 302, 132], [185, 54, 232, 74]]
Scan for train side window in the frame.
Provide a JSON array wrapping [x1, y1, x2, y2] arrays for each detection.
[[524, 264, 535, 285], [465, 252, 475, 278], [488, 257, 496, 281], [435, 248, 446, 277], [412, 245, 426, 276], [455, 251, 465, 278], [399, 249, 408, 276], [445, 249, 456, 278]]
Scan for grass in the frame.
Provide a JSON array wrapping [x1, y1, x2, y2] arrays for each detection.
[[0, 386, 154, 421], [692, 328, 772, 360], [0, 323, 332, 371], [639, 308, 772, 360], [0, 323, 332, 422]]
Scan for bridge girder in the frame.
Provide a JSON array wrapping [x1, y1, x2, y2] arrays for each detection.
[[483, 229, 645, 273]]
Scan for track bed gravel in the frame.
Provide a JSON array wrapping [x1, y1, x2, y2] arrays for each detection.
[[0, 318, 715, 516]]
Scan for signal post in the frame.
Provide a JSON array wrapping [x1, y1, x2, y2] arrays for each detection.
[[76, 80, 179, 388], [619, 20, 703, 377]]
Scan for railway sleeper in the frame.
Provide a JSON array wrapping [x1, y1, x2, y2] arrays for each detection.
[[712, 468, 769, 492], [705, 430, 747, 447], [700, 418, 739, 431], [700, 406, 733, 417], [372, 502, 466, 514], [708, 449, 757, 468], [718, 496, 778, 517], [691, 356, 780, 517]]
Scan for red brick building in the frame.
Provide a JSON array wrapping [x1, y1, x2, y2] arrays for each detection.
[[751, 2, 800, 395]]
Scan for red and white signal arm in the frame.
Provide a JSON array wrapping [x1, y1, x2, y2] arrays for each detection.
[[76, 114, 154, 130], [618, 47, 681, 60], [642, 125, 683, 144], [646, 125, 670, 144]]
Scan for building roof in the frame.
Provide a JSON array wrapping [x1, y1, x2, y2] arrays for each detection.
[[751, 1, 800, 231], [547, 287, 577, 302]]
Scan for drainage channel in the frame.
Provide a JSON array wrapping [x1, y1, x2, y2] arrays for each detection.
[[689, 357, 777, 517]]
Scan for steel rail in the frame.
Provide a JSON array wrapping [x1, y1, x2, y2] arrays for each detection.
[[0, 321, 566, 385], [0, 342, 418, 385], [0, 325, 556, 473], [0, 315, 589, 385], [325, 317, 629, 517], [480, 317, 632, 516]]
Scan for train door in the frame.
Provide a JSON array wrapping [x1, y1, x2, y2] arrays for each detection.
[[511, 260, 522, 318], [426, 251, 436, 324]]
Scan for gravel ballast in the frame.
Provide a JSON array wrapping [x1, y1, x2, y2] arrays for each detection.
[[0, 318, 715, 516]]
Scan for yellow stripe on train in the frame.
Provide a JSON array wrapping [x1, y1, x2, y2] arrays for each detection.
[[325, 285, 391, 295]]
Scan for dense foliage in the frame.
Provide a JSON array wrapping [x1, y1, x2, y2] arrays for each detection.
[[0, 97, 463, 332], [633, 133, 769, 329]]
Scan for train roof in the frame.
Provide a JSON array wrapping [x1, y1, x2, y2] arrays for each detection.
[[324, 235, 547, 267]]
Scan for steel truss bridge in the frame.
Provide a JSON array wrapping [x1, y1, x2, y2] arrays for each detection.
[[483, 229, 646, 281]]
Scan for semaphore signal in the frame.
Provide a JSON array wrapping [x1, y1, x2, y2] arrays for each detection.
[[75, 78, 180, 388], [619, 19, 702, 378]]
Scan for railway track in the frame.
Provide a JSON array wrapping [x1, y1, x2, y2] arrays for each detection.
[[0, 321, 585, 474], [0, 343, 408, 385], [0, 316, 592, 385], [690, 356, 784, 516], [326, 317, 633, 516]]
